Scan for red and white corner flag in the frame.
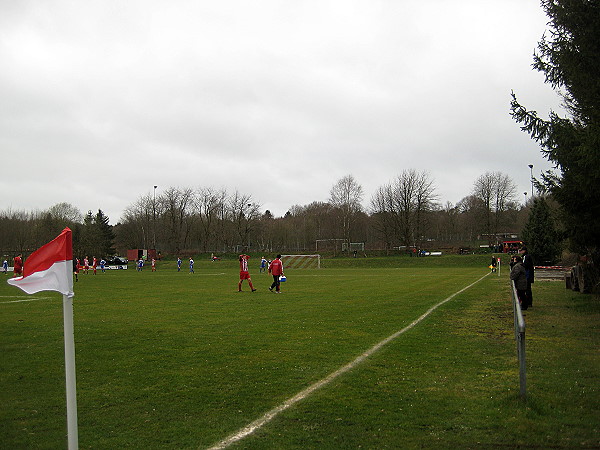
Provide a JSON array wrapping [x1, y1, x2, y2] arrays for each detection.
[[8, 227, 79, 449], [8, 227, 73, 296]]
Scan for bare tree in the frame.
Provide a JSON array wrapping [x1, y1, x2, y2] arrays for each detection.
[[472, 172, 518, 243], [0, 208, 34, 254], [47, 202, 83, 224], [229, 190, 261, 251], [215, 188, 230, 252], [120, 193, 154, 249], [370, 185, 396, 251], [159, 187, 195, 254], [411, 170, 438, 249], [328, 174, 364, 247], [195, 187, 226, 252], [455, 195, 484, 242], [370, 170, 437, 249], [430, 202, 460, 243], [493, 173, 519, 233]]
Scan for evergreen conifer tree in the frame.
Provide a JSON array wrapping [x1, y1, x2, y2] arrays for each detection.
[[510, 0, 600, 259], [521, 197, 562, 265]]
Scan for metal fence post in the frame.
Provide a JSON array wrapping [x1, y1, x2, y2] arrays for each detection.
[[511, 281, 527, 399]]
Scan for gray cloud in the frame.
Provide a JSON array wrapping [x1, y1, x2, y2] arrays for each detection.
[[1, 0, 560, 223]]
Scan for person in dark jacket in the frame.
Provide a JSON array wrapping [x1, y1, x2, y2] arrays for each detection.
[[510, 255, 528, 308], [519, 246, 534, 308], [73, 258, 79, 282]]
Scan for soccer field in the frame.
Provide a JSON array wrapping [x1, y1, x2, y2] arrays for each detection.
[[1, 257, 598, 448]]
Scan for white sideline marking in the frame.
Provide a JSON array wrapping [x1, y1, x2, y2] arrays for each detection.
[[191, 273, 226, 276], [0, 297, 52, 304], [207, 272, 490, 449]]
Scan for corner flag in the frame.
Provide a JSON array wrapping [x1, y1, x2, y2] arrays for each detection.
[[7, 227, 79, 449], [8, 227, 73, 296]]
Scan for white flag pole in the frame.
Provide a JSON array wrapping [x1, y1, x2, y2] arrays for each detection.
[[63, 293, 79, 450]]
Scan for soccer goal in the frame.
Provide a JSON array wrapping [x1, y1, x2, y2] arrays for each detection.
[[281, 254, 321, 269], [342, 242, 365, 252]]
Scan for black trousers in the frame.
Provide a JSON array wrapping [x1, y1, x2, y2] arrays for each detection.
[[270, 275, 280, 291], [524, 280, 533, 307]]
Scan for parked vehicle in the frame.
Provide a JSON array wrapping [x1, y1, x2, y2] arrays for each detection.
[[105, 256, 128, 265]]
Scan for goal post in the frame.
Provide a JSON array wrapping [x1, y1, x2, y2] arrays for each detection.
[[315, 239, 347, 252], [281, 254, 321, 269]]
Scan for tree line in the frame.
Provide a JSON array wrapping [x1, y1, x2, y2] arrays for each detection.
[[0, 203, 114, 260], [2, 170, 535, 259]]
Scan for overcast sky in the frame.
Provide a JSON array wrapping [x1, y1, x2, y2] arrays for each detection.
[[1, 0, 563, 224]]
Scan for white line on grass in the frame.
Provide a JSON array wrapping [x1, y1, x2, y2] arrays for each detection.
[[207, 272, 490, 450], [0, 297, 52, 304]]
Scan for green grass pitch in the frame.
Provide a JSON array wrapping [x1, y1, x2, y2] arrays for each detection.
[[1, 256, 598, 448]]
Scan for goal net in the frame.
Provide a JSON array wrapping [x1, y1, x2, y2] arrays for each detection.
[[281, 254, 321, 269], [342, 242, 365, 252]]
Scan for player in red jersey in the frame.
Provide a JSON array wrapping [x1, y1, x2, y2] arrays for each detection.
[[238, 254, 256, 292], [13, 254, 23, 277], [268, 254, 284, 293]]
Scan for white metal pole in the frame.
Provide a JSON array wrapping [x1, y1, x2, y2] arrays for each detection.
[[518, 332, 527, 398], [63, 294, 79, 449]]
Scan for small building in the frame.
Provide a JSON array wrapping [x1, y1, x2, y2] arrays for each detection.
[[127, 249, 158, 262]]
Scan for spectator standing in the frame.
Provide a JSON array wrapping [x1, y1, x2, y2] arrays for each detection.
[[510, 255, 528, 309], [519, 246, 535, 308]]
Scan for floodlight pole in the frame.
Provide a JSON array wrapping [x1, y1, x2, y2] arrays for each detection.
[[153, 185, 157, 250], [528, 164, 534, 197]]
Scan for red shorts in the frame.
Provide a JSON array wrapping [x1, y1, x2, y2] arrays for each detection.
[[239, 271, 251, 280]]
